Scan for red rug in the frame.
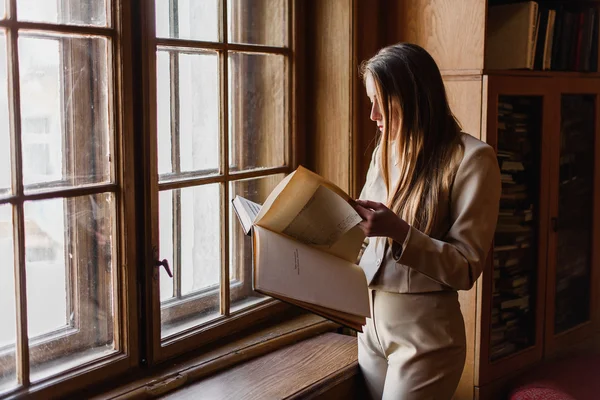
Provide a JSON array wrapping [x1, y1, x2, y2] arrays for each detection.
[[509, 355, 600, 400]]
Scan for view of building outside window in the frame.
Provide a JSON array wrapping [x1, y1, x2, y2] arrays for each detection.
[[0, 1, 115, 386], [0, 1, 67, 348]]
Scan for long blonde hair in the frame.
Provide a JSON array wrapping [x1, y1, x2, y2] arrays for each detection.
[[361, 43, 464, 237]]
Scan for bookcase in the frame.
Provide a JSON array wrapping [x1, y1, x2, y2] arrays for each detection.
[[475, 74, 600, 395]]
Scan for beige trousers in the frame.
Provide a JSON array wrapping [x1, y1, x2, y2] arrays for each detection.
[[358, 290, 466, 400]]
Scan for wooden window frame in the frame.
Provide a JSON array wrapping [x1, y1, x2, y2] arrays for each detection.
[[0, 0, 138, 398], [141, 0, 303, 363]]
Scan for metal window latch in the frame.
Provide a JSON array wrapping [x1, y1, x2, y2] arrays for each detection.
[[155, 258, 173, 278], [153, 246, 173, 278]]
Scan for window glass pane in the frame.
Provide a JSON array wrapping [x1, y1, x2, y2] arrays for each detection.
[[229, 53, 286, 172], [228, 0, 288, 47], [156, 51, 172, 177], [25, 193, 117, 382], [160, 184, 221, 339], [555, 94, 595, 334], [17, 0, 108, 27], [229, 174, 283, 313], [19, 34, 112, 192], [0, 204, 16, 392], [155, 0, 218, 42], [0, 31, 10, 197], [157, 50, 219, 181], [159, 190, 174, 301]]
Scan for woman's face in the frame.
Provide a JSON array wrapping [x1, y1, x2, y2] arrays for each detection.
[[366, 73, 400, 137], [365, 73, 384, 133]]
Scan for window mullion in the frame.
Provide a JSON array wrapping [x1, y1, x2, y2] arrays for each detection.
[[287, 0, 293, 168], [172, 190, 182, 299], [0, 20, 115, 38], [220, 0, 230, 317], [168, 0, 181, 300], [7, 0, 30, 387], [169, 52, 181, 299]]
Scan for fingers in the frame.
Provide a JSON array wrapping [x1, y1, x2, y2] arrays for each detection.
[[354, 204, 372, 220], [358, 220, 371, 236], [355, 199, 386, 211]]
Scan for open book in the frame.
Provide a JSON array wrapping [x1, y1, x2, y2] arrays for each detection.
[[232, 166, 370, 331]]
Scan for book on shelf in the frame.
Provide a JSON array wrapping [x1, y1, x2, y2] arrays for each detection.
[[490, 96, 540, 360], [232, 166, 370, 332], [486, 1, 540, 69], [486, 1, 599, 72], [491, 341, 518, 361], [501, 160, 526, 172]]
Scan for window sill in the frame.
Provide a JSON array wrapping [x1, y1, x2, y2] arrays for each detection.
[[159, 332, 361, 400], [91, 312, 342, 399]]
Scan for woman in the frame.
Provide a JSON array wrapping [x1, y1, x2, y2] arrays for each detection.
[[353, 43, 501, 399]]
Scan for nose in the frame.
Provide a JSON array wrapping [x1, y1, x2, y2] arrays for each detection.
[[370, 102, 382, 123]]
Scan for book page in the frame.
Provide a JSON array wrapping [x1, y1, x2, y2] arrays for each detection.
[[235, 196, 262, 221], [253, 226, 370, 319], [232, 196, 262, 235], [254, 166, 365, 262], [315, 225, 365, 263], [282, 185, 362, 247], [255, 166, 352, 233], [253, 171, 295, 225]]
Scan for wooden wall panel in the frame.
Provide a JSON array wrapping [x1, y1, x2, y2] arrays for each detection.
[[305, 0, 353, 192], [354, 0, 385, 198], [445, 78, 484, 139], [455, 287, 478, 400], [386, 0, 486, 73], [446, 78, 484, 399]]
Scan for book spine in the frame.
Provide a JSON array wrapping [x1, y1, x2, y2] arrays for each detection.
[[534, 8, 549, 70], [573, 12, 585, 71], [528, 2, 540, 69], [544, 10, 556, 70], [551, 7, 564, 70], [590, 7, 600, 72]]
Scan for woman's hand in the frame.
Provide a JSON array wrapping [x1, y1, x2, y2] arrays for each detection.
[[353, 199, 410, 244]]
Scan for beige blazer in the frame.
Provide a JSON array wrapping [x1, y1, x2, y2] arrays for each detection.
[[358, 133, 501, 293]]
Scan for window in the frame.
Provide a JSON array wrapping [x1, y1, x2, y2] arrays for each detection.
[[0, 0, 298, 397], [150, 0, 294, 358], [0, 0, 136, 396]]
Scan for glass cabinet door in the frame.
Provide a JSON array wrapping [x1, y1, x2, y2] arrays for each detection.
[[554, 94, 596, 334], [491, 95, 543, 361]]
